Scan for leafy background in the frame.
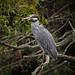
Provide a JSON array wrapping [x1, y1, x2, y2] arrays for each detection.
[[0, 0, 74, 75]]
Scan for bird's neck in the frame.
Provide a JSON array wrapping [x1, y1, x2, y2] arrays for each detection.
[[31, 20, 39, 26]]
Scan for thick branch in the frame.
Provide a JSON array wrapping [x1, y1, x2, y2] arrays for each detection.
[[58, 54, 75, 63], [56, 35, 73, 47]]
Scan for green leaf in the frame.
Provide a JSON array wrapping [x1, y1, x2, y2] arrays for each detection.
[[53, 70, 60, 75], [35, 0, 39, 4], [0, 68, 2, 71]]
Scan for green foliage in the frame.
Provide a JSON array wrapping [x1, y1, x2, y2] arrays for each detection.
[[0, 0, 36, 37], [3, 70, 10, 75], [35, 0, 39, 4], [62, 66, 72, 75], [45, 65, 50, 70], [0, 1, 42, 74], [0, 68, 2, 71], [0, 0, 47, 37], [39, 16, 48, 25], [53, 70, 60, 75]]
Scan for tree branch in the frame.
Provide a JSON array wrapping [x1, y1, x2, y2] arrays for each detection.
[[23, 53, 75, 63], [0, 34, 73, 51], [58, 54, 75, 63], [0, 41, 40, 51], [39, 61, 67, 75]]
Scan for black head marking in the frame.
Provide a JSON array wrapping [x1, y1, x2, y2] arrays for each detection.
[[22, 14, 39, 22], [29, 14, 39, 22]]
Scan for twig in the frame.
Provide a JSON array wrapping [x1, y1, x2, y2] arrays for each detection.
[[0, 41, 40, 50], [34, 50, 43, 54], [48, 1, 75, 20], [48, 12, 75, 23], [63, 40, 75, 54], [39, 61, 67, 75], [16, 35, 35, 43], [69, 21, 75, 34], [56, 35, 73, 47], [53, 18, 69, 35], [58, 31, 71, 40], [0, 59, 25, 70], [0, 33, 23, 41], [26, 40, 36, 45], [23, 54, 42, 59]]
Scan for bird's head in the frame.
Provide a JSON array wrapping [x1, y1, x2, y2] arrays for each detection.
[[22, 14, 39, 22]]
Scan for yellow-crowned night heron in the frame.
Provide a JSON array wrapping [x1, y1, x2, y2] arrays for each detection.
[[22, 14, 58, 60]]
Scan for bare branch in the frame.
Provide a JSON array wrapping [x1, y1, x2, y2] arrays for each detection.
[[58, 31, 71, 40], [58, 54, 75, 63], [53, 18, 69, 35], [0, 34, 73, 53], [0, 59, 25, 70], [39, 61, 67, 75], [56, 35, 73, 47], [16, 35, 35, 43], [69, 21, 75, 34], [48, 1, 75, 21], [63, 40, 75, 54], [22, 51, 75, 63], [0, 41, 40, 51], [32, 55, 50, 75], [48, 12, 75, 23], [23, 54, 42, 59]]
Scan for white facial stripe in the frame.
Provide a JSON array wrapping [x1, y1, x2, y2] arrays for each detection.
[[29, 14, 38, 18], [32, 18, 38, 20], [29, 14, 35, 17]]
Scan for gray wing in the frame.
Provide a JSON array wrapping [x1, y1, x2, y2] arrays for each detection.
[[32, 25, 58, 60]]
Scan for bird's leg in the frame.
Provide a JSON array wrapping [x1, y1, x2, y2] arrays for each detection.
[[41, 50, 45, 69], [42, 50, 45, 63]]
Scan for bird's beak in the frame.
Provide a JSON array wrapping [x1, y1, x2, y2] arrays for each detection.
[[22, 17, 31, 21]]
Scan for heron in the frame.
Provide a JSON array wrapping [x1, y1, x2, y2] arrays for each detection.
[[22, 14, 58, 60]]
